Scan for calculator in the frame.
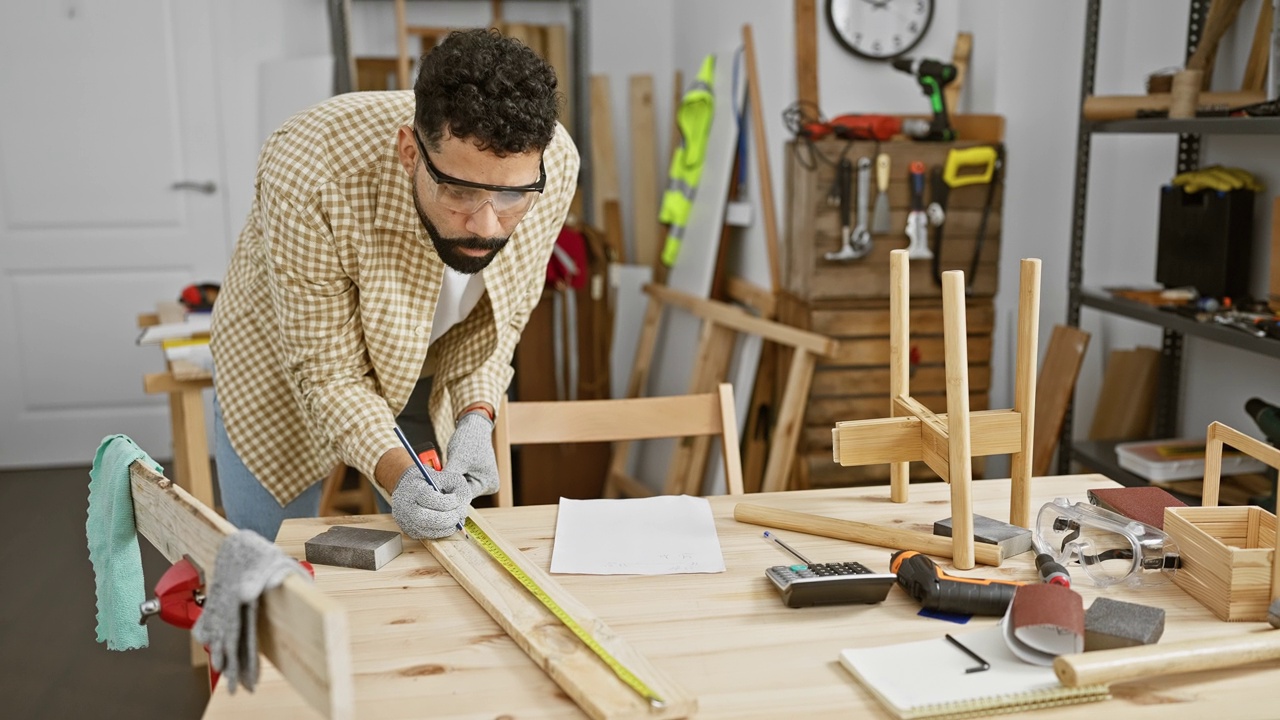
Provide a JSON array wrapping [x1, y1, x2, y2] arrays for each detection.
[[765, 561, 897, 608]]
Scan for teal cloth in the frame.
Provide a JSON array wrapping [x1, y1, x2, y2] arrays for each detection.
[[87, 434, 162, 651]]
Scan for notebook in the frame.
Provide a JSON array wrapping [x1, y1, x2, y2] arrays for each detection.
[[839, 625, 1110, 719]]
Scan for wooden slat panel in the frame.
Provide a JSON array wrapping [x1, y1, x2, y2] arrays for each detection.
[[822, 336, 992, 367], [813, 364, 992, 396], [810, 299, 994, 337], [806, 392, 989, 425]]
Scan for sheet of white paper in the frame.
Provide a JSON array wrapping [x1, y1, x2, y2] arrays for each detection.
[[550, 495, 726, 575]]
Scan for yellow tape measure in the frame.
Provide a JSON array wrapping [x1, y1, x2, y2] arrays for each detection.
[[463, 517, 666, 708]]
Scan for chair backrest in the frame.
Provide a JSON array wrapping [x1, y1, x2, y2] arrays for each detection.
[[493, 383, 743, 505]]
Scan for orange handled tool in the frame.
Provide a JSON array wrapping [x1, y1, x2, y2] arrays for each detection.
[[891, 549, 1024, 616]]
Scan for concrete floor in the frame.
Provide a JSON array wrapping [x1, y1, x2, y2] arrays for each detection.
[[1, 465, 210, 719]]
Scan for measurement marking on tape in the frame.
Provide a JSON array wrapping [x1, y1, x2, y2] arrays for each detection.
[[464, 517, 665, 708]]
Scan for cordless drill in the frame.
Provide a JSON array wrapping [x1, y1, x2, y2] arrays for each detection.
[[890, 550, 1023, 616], [891, 57, 958, 141]]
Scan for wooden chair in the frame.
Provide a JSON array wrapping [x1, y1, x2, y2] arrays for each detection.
[[318, 463, 378, 516], [492, 384, 744, 506]]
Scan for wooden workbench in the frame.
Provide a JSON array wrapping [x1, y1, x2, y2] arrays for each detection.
[[203, 475, 1280, 719]]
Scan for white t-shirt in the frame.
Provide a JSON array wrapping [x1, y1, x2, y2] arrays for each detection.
[[421, 267, 486, 376]]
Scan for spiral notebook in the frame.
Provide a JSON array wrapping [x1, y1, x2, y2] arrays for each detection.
[[839, 625, 1110, 719]]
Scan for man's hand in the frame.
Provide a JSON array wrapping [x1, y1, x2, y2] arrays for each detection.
[[445, 410, 500, 498], [390, 465, 475, 539]]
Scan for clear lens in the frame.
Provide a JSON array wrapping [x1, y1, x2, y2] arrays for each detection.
[[1035, 499, 1179, 587], [433, 184, 538, 218]]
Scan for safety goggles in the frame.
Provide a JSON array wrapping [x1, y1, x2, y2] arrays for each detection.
[[1035, 498, 1180, 588], [414, 130, 545, 218]]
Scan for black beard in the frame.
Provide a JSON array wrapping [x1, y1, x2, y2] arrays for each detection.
[[413, 182, 509, 274]]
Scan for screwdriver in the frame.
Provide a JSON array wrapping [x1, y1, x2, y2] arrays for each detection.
[[1032, 536, 1071, 587]]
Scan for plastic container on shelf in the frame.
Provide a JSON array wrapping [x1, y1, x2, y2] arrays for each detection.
[[1116, 438, 1267, 482]]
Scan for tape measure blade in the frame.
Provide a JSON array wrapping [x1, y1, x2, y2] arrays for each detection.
[[424, 514, 696, 718]]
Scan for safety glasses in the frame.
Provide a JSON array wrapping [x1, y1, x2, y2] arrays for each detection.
[[413, 130, 545, 219], [1035, 498, 1180, 588]]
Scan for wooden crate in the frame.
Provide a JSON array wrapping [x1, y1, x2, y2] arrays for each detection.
[[1161, 422, 1280, 621], [1165, 505, 1278, 621], [782, 129, 1005, 302], [778, 292, 993, 489]]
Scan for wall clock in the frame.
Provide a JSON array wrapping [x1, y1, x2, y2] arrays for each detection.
[[826, 0, 934, 61]]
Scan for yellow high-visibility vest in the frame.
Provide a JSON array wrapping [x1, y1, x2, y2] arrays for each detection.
[[659, 55, 716, 268]]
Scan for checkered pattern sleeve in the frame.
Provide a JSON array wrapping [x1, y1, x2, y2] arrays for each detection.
[[257, 183, 400, 478]]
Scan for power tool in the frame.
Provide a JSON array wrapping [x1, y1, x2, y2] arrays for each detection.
[[889, 550, 1023, 616], [891, 57, 958, 141], [796, 113, 931, 142]]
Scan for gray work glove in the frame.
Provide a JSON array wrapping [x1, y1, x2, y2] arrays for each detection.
[[192, 530, 309, 693], [391, 464, 475, 540], [390, 411, 498, 540], [445, 410, 501, 499]]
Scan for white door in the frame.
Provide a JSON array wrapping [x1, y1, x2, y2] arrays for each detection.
[[0, 0, 229, 467]]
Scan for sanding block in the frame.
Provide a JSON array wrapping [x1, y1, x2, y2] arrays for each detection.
[[1084, 597, 1165, 651], [934, 514, 1033, 557], [1087, 486, 1187, 530], [305, 525, 403, 571]]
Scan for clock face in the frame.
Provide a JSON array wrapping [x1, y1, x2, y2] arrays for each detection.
[[827, 0, 934, 60]]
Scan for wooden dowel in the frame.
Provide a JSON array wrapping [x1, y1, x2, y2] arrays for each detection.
[[1054, 630, 1280, 688], [1009, 258, 1040, 528], [942, 270, 975, 570], [733, 504, 1004, 566], [889, 249, 910, 503]]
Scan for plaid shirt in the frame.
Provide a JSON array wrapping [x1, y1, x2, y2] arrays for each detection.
[[211, 91, 578, 504]]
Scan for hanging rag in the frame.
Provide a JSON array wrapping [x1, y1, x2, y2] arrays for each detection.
[[86, 434, 163, 651]]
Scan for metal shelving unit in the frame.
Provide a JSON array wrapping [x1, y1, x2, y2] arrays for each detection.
[[1079, 289, 1280, 359], [1060, 0, 1280, 480]]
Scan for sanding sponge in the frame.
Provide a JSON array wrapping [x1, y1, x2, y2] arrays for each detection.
[[1084, 597, 1165, 651], [305, 526, 403, 571], [934, 514, 1033, 557]]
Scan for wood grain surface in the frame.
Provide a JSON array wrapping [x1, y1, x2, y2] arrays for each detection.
[[204, 476, 1280, 719]]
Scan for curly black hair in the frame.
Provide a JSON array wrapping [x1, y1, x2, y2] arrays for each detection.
[[414, 29, 560, 156]]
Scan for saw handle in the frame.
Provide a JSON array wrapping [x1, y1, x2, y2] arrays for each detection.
[[908, 161, 926, 211]]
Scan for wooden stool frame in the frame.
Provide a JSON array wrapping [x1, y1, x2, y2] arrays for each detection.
[[832, 250, 1041, 569]]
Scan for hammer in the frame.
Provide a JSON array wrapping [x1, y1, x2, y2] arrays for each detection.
[[1055, 599, 1280, 687]]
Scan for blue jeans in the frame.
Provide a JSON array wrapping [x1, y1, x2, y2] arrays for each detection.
[[212, 383, 419, 541], [213, 396, 326, 541]]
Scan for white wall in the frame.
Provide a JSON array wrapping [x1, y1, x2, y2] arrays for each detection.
[[674, 0, 1280, 472], [205, 0, 1279, 472]]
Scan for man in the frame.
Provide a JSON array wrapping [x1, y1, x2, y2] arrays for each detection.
[[210, 29, 578, 541]]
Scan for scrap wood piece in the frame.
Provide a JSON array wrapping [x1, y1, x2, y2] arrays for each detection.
[[129, 462, 353, 720], [733, 503, 1004, 566], [945, 32, 973, 117], [424, 512, 696, 720]]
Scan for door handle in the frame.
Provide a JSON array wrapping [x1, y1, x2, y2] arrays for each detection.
[[170, 180, 217, 194]]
